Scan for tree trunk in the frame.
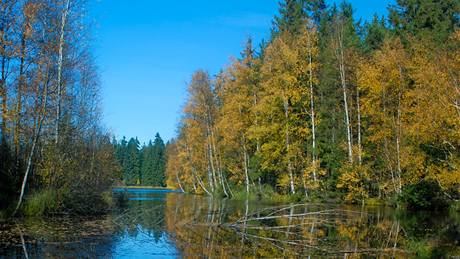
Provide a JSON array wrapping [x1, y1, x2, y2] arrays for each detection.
[[13, 71, 49, 216], [395, 96, 402, 194], [252, 86, 260, 152], [192, 178, 197, 192], [205, 160, 213, 193], [242, 139, 250, 195], [55, 0, 70, 145], [356, 87, 362, 165], [210, 126, 228, 196], [0, 78, 6, 142], [307, 31, 317, 182], [185, 141, 211, 196], [283, 94, 295, 195], [336, 28, 353, 163], [176, 171, 184, 192], [0, 24, 7, 142], [196, 162, 211, 195], [302, 171, 309, 198], [238, 99, 250, 196], [396, 66, 405, 194], [206, 138, 216, 192], [224, 173, 234, 197], [204, 112, 217, 192], [382, 91, 397, 194], [15, 30, 27, 157]]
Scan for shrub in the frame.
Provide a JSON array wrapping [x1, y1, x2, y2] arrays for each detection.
[[24, 190, 62, 217], [24, 188, 114, 217], [230, 184, 306, 203], [336, 164, 370, 204], [450, 201, 460, 213], [113, 191, 129, 208], [62, 189, 111, 215], [399, 180, 449, 211]]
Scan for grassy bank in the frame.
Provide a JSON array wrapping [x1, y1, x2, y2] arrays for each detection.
[[1, 186, 174, 218], [17, 188, 115, 217], [200, 182, 458, 212], [114, 186, 173, 190]]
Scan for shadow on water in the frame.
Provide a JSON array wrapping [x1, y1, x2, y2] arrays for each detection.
[[0, 188, 459, 258]]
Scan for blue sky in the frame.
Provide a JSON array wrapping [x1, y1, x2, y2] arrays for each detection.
[[90, 0, 395, 144]]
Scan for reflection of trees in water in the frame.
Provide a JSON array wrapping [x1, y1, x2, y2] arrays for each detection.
[[112, 199, 167, 242], [164, 194, 460, 258], [398, 211, 460, 257], [0, 217, 116, 258], [1, 193, 459, 258]]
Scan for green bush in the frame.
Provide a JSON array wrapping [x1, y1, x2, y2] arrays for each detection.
[[450, 201, 460, 213], [230, 184, 306, 203], [230, 186, 259, 201], [62, 189, 111, 215], [24, 188, 113, 217], [24, 190, 62, 217], [113, 191, 129, 208], [399, 180, 449, 211], [240, 185, 279, 201]]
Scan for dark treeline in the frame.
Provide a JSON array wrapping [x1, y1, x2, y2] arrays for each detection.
[[113, 133, 166, 187], [0, 0, 120, 216], [166, 0, 460, 208]]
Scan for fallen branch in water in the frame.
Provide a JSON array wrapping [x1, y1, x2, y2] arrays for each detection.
[[235, 208, 364, 223]]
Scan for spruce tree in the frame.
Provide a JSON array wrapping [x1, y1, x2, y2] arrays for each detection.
[[140, 140, 154, 185], [272, 0, 306, 36], [151, 133, 166, 186], [390, 0, 460, 44], [125, 137, 140, 185], [315, 2, 363, 189], [363, 15, 388, 53], [305, 0, 327, 26]]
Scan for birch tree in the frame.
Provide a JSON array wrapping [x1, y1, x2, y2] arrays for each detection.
[[54, 0, 70, 145]]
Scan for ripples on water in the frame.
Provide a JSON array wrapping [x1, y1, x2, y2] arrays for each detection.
[[0, 188, 459, 258]]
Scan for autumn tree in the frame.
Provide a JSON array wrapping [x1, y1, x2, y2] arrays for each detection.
[[0, 0, 121, 216], [166, 0, 460, 206], [217, 38, 259, 195]]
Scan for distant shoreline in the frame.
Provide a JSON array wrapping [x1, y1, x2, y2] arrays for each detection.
[[113, 186, 173, 190]]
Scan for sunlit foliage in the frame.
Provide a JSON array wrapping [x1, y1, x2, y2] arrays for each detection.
[[165, 0, 460, 207]]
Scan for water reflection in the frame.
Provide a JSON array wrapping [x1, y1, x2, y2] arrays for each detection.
[[0, 189, 459, 258]]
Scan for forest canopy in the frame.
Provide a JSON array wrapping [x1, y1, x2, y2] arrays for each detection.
[[113, 133, 167, 187], [0, 0, 120, 216], [1, 0, 459, 216], [165, 0, 460, 207]]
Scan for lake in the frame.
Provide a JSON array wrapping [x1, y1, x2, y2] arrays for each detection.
[[0, 188, 459, 258]]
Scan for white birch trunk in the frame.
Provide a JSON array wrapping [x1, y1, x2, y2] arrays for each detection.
[[242, 140, 250, 195], [210, 127, 228, 196], [283, 94, 295, 194], [357, 87, 362, 165], [335, 27, 353, 163], [13, 70, 49, 216], [176, 171, 185, 192], [307, 30, 317, 182], [185, 141, 211, 196], [396, 97, 402, 194], [55, 0, 70, 144]]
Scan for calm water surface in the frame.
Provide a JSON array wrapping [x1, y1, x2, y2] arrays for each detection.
[[0, 189, 459, 258]]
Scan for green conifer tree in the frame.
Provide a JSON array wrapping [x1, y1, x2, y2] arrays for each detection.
[[390, 0, 460, 44], [125, 137, 140, 185], [272, 0, 306, 36], [151, 133, 166, 186]]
